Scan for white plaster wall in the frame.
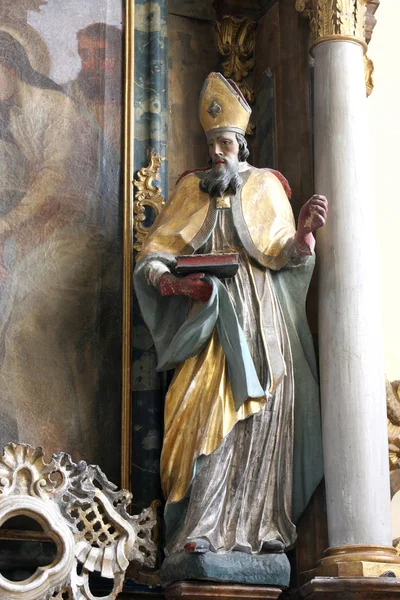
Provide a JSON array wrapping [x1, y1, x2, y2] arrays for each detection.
[[367, 0, 400, 383]]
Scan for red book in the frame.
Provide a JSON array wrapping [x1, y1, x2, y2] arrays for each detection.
[[175, 253, 239, 278]]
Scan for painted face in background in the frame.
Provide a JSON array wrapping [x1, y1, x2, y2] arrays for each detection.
[[77, 35, 120, 99]]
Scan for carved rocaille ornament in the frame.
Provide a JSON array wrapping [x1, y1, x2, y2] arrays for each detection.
[[0, 443, 158, 600], [134, 151, 166, 255], [295, 0, 368, 52]]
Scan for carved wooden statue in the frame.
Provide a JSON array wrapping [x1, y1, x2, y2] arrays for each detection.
[[134, 72, 328, 586]]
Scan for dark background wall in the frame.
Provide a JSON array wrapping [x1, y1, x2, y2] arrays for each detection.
[[168, 1, 218, 196]]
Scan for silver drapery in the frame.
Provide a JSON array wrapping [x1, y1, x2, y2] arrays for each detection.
[[165, 199, 297, 555]]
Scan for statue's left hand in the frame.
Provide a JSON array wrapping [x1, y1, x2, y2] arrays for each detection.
[[298, 195, 328, 234], [295, 194, 328, 254]]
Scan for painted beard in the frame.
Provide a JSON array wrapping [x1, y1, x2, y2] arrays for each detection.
[[199, 158, 242, 197], [76, 69, 104, 99], [76, 68, 121, 100]]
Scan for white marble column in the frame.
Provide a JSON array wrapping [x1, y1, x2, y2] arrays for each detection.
[[314, 39, 392, 548]]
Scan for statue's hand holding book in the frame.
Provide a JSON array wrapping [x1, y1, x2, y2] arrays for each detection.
[[175, 252, 239, 279]]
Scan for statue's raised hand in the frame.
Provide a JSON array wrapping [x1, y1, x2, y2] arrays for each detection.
[[295, 194, 328, 254], [159, 272, 212, 303]]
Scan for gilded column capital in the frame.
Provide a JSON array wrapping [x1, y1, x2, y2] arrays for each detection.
[[296, 0, 368, 53]]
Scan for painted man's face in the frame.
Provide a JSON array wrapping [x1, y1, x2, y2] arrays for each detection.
[[77, 35, 120, 99], [207, 131, 240, 172]]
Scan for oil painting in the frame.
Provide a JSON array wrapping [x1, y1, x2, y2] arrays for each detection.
[[0, 0, 124, 483]]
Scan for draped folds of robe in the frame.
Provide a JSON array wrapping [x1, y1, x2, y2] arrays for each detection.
[[134, 166, 323, 553]]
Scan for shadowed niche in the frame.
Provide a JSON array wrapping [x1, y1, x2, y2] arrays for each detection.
[[0, 515, 58, 582]]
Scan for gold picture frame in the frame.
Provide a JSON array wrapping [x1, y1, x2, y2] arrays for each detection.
[[121, 0, 134, 490]]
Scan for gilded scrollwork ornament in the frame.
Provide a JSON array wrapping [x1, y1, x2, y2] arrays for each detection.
[[295, 0, 368, 52], [133, 151, 166, 254]]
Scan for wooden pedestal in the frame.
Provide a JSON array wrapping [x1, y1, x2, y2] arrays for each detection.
[[165, 581, 284, 599], [299, 576, 400, 599]]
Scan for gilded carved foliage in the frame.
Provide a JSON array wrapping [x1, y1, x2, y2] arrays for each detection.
[[387, 380, 400, 554], [215, 16, 256, 104], [133, 151, 165, 254], [295, 0, 368, 49], [364, 54, 374, 96], [0, 443, 158, 600], [387, 380, 400, 482]]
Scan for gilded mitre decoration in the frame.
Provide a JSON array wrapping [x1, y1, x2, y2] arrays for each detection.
[[199, 72, 251, 135]]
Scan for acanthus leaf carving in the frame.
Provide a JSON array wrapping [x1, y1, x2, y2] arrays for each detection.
[[296, 0, 368, 51]]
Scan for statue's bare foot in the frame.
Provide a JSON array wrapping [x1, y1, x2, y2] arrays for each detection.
[[184, 538, 210, 553], [262, 539, 285, 553]]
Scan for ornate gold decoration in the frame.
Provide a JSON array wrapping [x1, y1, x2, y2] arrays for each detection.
[[0, 443, 158, 600], [364, 54, 374, 96], [295, 0, 368, 53], [133, 151, 165, 254], [215, 16, 256, 104]]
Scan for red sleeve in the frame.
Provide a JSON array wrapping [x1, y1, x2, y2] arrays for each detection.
[[176, 166, 209, 185], [267, 169, 292, 200]]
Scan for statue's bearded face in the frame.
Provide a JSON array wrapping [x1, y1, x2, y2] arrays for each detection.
[[207, 130, 240, 171], [200, 130, 242, 197]]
